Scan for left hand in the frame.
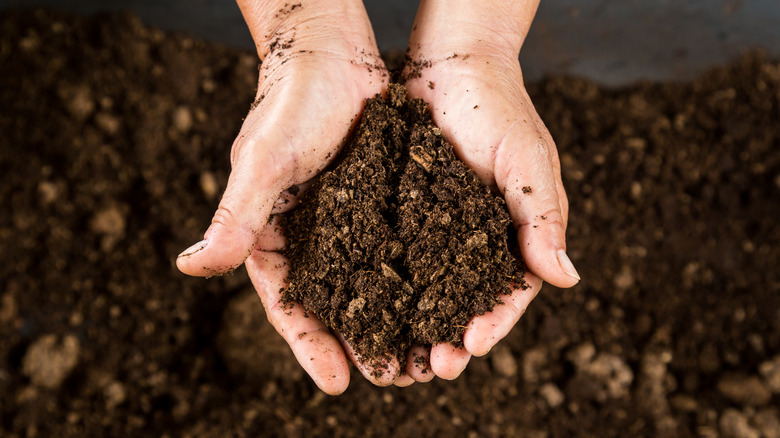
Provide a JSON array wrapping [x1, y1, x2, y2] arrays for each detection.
[[177, 0, 404, 394]]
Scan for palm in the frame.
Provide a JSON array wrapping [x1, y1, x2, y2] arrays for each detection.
[[247, 53, 388, 185], [405, 56, 550, 188], [403, 54, 575, 368]]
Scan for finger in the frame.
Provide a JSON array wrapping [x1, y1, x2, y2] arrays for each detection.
[[177, 149, 288, 276], [271, 179, 316, 214], [176, 96, 304, 276], [271, 190, 300, 214], [494, 126, 580, 288], [430, 343, 471, 380], [245, 250, 350, 395], [254, 215, 286, 252], [394, 373, 415, 388], [336, 332, 401, 387], [463, 273, 542, 356], [406, 346, 434, 383]]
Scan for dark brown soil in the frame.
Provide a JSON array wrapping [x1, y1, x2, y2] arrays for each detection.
[[2, 8, 779, 438], [283, 84, 525, 363]]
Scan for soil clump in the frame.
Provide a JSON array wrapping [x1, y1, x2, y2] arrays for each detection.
[[282, 84, 525, 363]]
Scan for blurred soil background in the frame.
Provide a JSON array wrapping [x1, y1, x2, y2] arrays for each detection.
[[1, 9, 779, 438]]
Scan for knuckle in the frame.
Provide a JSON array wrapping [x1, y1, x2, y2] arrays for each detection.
[[531, 139, 554, 169], [519, 206, 565, 231], [494, 157, 517, 193], [231, 133, 299, 185], [267, 302, 292, 337], [536, 207, 566, 228], [230, 134, 252, 166], [265, 145, 299, 183], [211, 205, 239, 228], [503, 294, 528, 322]]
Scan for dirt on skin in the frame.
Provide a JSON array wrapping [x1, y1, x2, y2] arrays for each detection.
[[1, 8, 780, 438], [282, 84, 525, 364]]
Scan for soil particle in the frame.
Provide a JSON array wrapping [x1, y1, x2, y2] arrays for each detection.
[[199, 171, 220, 200], [282, 83, 525, 363], [539, 383, 565, 408], [0, 294, 17, 324], [758, 355, 780, 393], [104, 381, 127, 410], [412, 352, 429, 371], [60, 84, 95, 120], [522, 346, 549, 385], [90, 204, 128, 251], [753, 409, 780, 438], [399, 55, 432, 82], [567, 345, 634, 402], [717, 374, 773, 406], [95, 112, 121, 135], [490, 344, 518, 377], [613, 264, 635, 290], [91, 204, 127, 236], [636, 350, 677, 433], [172, 105, 194, 133], [22, 334, 80, 389], [719, 409, 760, 438], [217, 290, 304, 383]]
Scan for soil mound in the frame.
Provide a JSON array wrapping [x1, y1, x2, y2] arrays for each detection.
[[283, 84, 525, 362]]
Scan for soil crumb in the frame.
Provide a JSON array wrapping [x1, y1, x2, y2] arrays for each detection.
[[282, 84, 526, 362]]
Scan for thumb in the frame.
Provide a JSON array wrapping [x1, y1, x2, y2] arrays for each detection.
[[495, 128, 580, 288], [177, 136, 291, 277]]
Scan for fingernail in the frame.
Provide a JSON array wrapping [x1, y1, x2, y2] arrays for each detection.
[[475, 347, 491, 357], [556, 249, 581, 281], [178, 240, 208, 258]]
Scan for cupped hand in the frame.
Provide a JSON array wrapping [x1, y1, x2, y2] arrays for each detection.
[[403, 7, 580, 379], [176, 0, 402, 394]]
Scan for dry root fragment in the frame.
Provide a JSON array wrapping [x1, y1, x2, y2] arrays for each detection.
[[409, 146, 434, 172], [381, 262, 402, 282]]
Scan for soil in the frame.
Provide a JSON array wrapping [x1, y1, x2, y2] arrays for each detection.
[[283, 84, 525, 363], [1, 8, 780, 438]]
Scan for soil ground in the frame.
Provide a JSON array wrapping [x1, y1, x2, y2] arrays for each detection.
[[1, 9, 779, 438]]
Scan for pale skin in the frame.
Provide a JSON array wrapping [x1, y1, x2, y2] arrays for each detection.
[[177, 0, 580, 394]]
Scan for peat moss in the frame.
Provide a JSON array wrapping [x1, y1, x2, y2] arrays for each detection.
[[282, 84, 526, 363]]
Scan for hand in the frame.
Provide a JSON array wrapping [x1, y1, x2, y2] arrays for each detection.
[[176, 0, 396, 394], [400, 0, 581, 380]]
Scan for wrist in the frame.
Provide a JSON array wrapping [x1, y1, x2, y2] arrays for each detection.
[[408, 0, 539, 61], [237, 0, 378, 60]]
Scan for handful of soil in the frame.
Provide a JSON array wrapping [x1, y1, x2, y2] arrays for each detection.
[[282, 84, 527, 364]]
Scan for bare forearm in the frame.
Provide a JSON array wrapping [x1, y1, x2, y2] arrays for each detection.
[[410, 0, 540, 58], [236, 0, 377, 60]]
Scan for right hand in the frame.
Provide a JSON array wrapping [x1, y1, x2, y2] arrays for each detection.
[[176, 0, 398, 394]]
